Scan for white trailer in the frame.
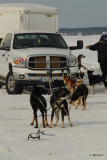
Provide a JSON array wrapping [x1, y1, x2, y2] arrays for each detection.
[[0, 3, 59, 39]]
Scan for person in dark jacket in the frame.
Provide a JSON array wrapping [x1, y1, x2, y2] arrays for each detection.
[[86, 34, 107, 81]]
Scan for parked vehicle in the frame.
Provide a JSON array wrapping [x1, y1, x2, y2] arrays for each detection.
[[0, 30, 83, 94], [0, 4, 83, 94]]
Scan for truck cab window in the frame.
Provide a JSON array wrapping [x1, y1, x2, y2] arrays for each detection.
[[13, 33, 68, 49]]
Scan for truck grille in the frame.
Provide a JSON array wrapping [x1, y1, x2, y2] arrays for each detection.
[[27, 56, 67, 69]]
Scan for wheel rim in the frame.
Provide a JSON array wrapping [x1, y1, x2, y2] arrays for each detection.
[[7, 75, 15, 92]]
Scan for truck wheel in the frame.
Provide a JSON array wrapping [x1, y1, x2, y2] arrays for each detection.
[[6, 72, 23, 94]]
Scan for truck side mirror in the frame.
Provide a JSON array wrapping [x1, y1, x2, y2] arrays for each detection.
[[77, 40, 83, 49], [69, 40, 83, 50]]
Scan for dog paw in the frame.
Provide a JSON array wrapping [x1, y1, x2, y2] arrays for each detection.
[[34, 125, 38, 128], [68, 105, 71, 110], [75, 106, 78, 109], [30, 122, 34, 125], [82, 107, 85, 110], [61, 126, 65, 128]]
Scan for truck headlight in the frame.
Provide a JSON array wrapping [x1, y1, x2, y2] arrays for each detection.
[[68, 57, 77, 65], [13, 57, 25, 67]]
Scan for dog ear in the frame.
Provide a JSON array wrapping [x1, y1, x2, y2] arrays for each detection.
[[75, 73, 78, 77], [81, 72, 84, 78]]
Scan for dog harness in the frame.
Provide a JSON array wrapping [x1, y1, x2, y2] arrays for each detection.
[[65, 79, 74, 87]]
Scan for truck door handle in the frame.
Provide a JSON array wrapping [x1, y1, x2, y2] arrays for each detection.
[[2, 54, 5, 57]]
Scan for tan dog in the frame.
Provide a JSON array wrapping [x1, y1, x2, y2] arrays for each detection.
[[62, 74, 75, 96]]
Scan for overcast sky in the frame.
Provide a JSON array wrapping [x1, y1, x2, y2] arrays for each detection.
[[0, 0, 107, 28]]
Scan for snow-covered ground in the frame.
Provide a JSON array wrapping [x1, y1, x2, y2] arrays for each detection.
[[0, 35, 107, 160]]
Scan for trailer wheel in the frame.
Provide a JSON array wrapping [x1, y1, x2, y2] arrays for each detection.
[[6, 71, 23, 94]]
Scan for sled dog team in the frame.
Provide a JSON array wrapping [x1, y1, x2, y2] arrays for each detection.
[[30, 69, 107, 128], [30, 72, 89, 128]]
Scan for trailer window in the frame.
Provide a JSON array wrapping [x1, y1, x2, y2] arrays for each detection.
[[2, 33, 12, 48], [13, 33, 68, 49]]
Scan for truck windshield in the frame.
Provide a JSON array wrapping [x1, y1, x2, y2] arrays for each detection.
[[13, 33, 68, 49]]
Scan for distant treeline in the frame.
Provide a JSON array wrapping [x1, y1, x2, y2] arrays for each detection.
[[59, 27, 107, 35]]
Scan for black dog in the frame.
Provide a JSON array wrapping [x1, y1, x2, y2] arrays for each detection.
[[30, 86, 49, 128], [87, 70, 104, 94], [49, 88, 72, 128], [69, 84, 88, 110]]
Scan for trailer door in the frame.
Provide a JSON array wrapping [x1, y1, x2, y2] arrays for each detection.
[[27, 13, 58, 32], [0, 13, 20, 38]]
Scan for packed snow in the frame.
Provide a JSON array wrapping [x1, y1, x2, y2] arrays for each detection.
[[0, 35, 107, 160]]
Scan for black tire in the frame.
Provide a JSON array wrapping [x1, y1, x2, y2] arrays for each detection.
[[6, 72, 23, 94]]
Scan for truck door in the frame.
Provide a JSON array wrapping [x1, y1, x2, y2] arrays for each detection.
[[0, 33, 12, 77]]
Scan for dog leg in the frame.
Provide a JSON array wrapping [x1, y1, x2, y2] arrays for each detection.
[[90, 86, 94, 95], [34, 121, 38, 128], [69, 101, 75, 110], [54, 110, 59, 126], [61, 109, 64, 128], [68, 116, 72, 126], [82, 96, 86, 110], [81, 96, 85, 110], [49, 120, 53, 128], [90, 86, 93, 95], [90, 85, 95, 95], [30, 116, 35, 125], [42, 119, 46, 128], [75, 97, 81, 109], [34, 112, 38, 128], [80, 96, 83, 106], [41, 112, 46, 128], [93, 85, 95, 94], [82, 103, 86, 110], [49, 109, 54, 128], [45, 114, 49, 126], [105, 88, 107, 94], [61, 121, 64, 128]]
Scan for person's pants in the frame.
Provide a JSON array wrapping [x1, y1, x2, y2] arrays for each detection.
[[100, 63, 107, 78]]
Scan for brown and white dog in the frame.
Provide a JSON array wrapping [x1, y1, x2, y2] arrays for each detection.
[[62, 72, 88, 110], [62, 74, 75, 96]]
